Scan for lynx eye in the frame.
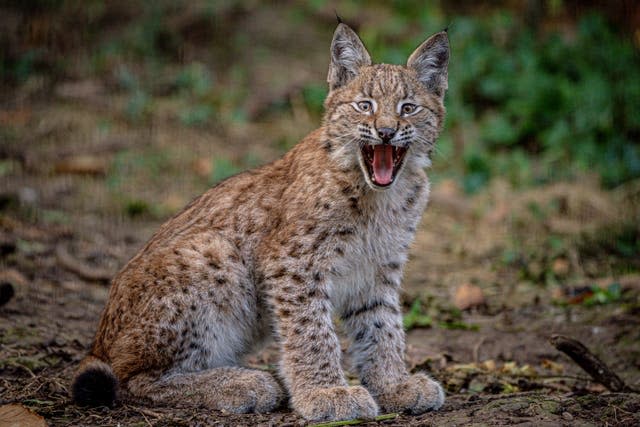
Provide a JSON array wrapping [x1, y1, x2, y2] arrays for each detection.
[[354, 100, 373, 114], [401, 103, 419, 116]]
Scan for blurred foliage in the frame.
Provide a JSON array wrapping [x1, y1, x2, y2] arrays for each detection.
[[445, 13, 640, 191], [403, 299, 433, 330], [1, 1, 639, 190], [577, 222, 640, 274], [357, 3, 640, 191], [210, 157, 241, 184], [582, 282, 622, 306], [403, 296, 479, 331]]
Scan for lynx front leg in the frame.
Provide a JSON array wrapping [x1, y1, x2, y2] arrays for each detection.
[[341, 280, 444, 414], [269, 273, 378, 422]]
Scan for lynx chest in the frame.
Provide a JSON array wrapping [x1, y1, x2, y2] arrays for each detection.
[[329, 181, 429, 312]]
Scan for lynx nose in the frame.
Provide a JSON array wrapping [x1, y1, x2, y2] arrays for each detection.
[[377, 127, 396, 143]]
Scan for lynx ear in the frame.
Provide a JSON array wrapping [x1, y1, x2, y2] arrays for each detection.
[[327, 23, 371, 91], [407, 31, 449, 97]]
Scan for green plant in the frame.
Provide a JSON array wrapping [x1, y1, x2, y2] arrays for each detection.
[[583, 283, 622, 306], [443, 12, 640, 191], [125, 199, 151, 217], [210, 157, 241, 184], [176, 62, 213, 97], [302, 83, 327, 116], [403, 299, 432, 330], [179, 104, 214, 126]]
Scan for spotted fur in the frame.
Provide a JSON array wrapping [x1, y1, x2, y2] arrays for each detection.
[[72, 23, 449, 422]]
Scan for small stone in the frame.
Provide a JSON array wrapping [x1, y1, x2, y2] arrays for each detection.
[[18, 187, 38, 206], [453, 283, 485, 310], [552, 258, 570, 277], [562, 411, 573, 421]]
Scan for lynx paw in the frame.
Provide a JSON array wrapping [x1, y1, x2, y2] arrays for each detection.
[[217, 370, 283, 414], [375, 373, 445, 414], [292, 385, 379, 421]]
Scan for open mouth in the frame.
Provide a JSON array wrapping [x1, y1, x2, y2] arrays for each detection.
[[361, 144, 408, 187]]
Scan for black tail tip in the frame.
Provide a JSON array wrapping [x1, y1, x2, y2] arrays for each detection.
[[72, 367, 118, 407]]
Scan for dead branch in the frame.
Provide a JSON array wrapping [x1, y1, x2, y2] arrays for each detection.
[[549, 334, 636, 393]]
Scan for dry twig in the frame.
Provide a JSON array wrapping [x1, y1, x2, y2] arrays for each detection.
[[549, 335, 637, 393]]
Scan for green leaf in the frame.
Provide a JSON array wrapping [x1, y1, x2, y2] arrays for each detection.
[[403, 300, 432, 330]]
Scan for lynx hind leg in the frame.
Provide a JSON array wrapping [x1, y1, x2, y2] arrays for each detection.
[[103, 232, 281, 413], [127, 367, 283, 413]]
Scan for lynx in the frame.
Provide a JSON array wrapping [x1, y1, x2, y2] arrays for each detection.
[[72, 22, 449, 422]]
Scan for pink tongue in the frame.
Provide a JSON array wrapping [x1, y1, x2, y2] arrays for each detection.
[[372, 145, 394, 185]]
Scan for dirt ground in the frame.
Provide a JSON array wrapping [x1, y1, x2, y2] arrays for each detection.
[[1, 101, 639, 426], [1, 5, 640, 424]]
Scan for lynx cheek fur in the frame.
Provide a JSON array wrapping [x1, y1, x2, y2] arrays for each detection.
[[72, 23, 449, 422]]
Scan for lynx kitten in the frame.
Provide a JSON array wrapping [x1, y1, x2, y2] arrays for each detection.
[[72, 22, 449, 422]]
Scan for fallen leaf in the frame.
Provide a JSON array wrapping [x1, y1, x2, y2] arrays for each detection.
[[500, 361, 537, 377], [501, 361, 518, 374], [468, 377, 487, 393], [481, 359, 497, 372], [446, 363, 482, 373], [0, 404, 47, 427], [453, 283, 485, 310], [541, 359, 565, 374], [519, 364, 538, 377], [0, 109, 32, 126]]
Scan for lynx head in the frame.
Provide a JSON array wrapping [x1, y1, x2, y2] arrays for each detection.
[[323, 23, 449, 191]]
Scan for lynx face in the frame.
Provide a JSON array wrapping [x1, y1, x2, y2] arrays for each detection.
[[324, 24, 449, 190]]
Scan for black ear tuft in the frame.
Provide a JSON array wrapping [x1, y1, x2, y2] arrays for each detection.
[[407, 31, 450, 97], [72, 366, 118, 407], [335, 10, 343, 24]]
